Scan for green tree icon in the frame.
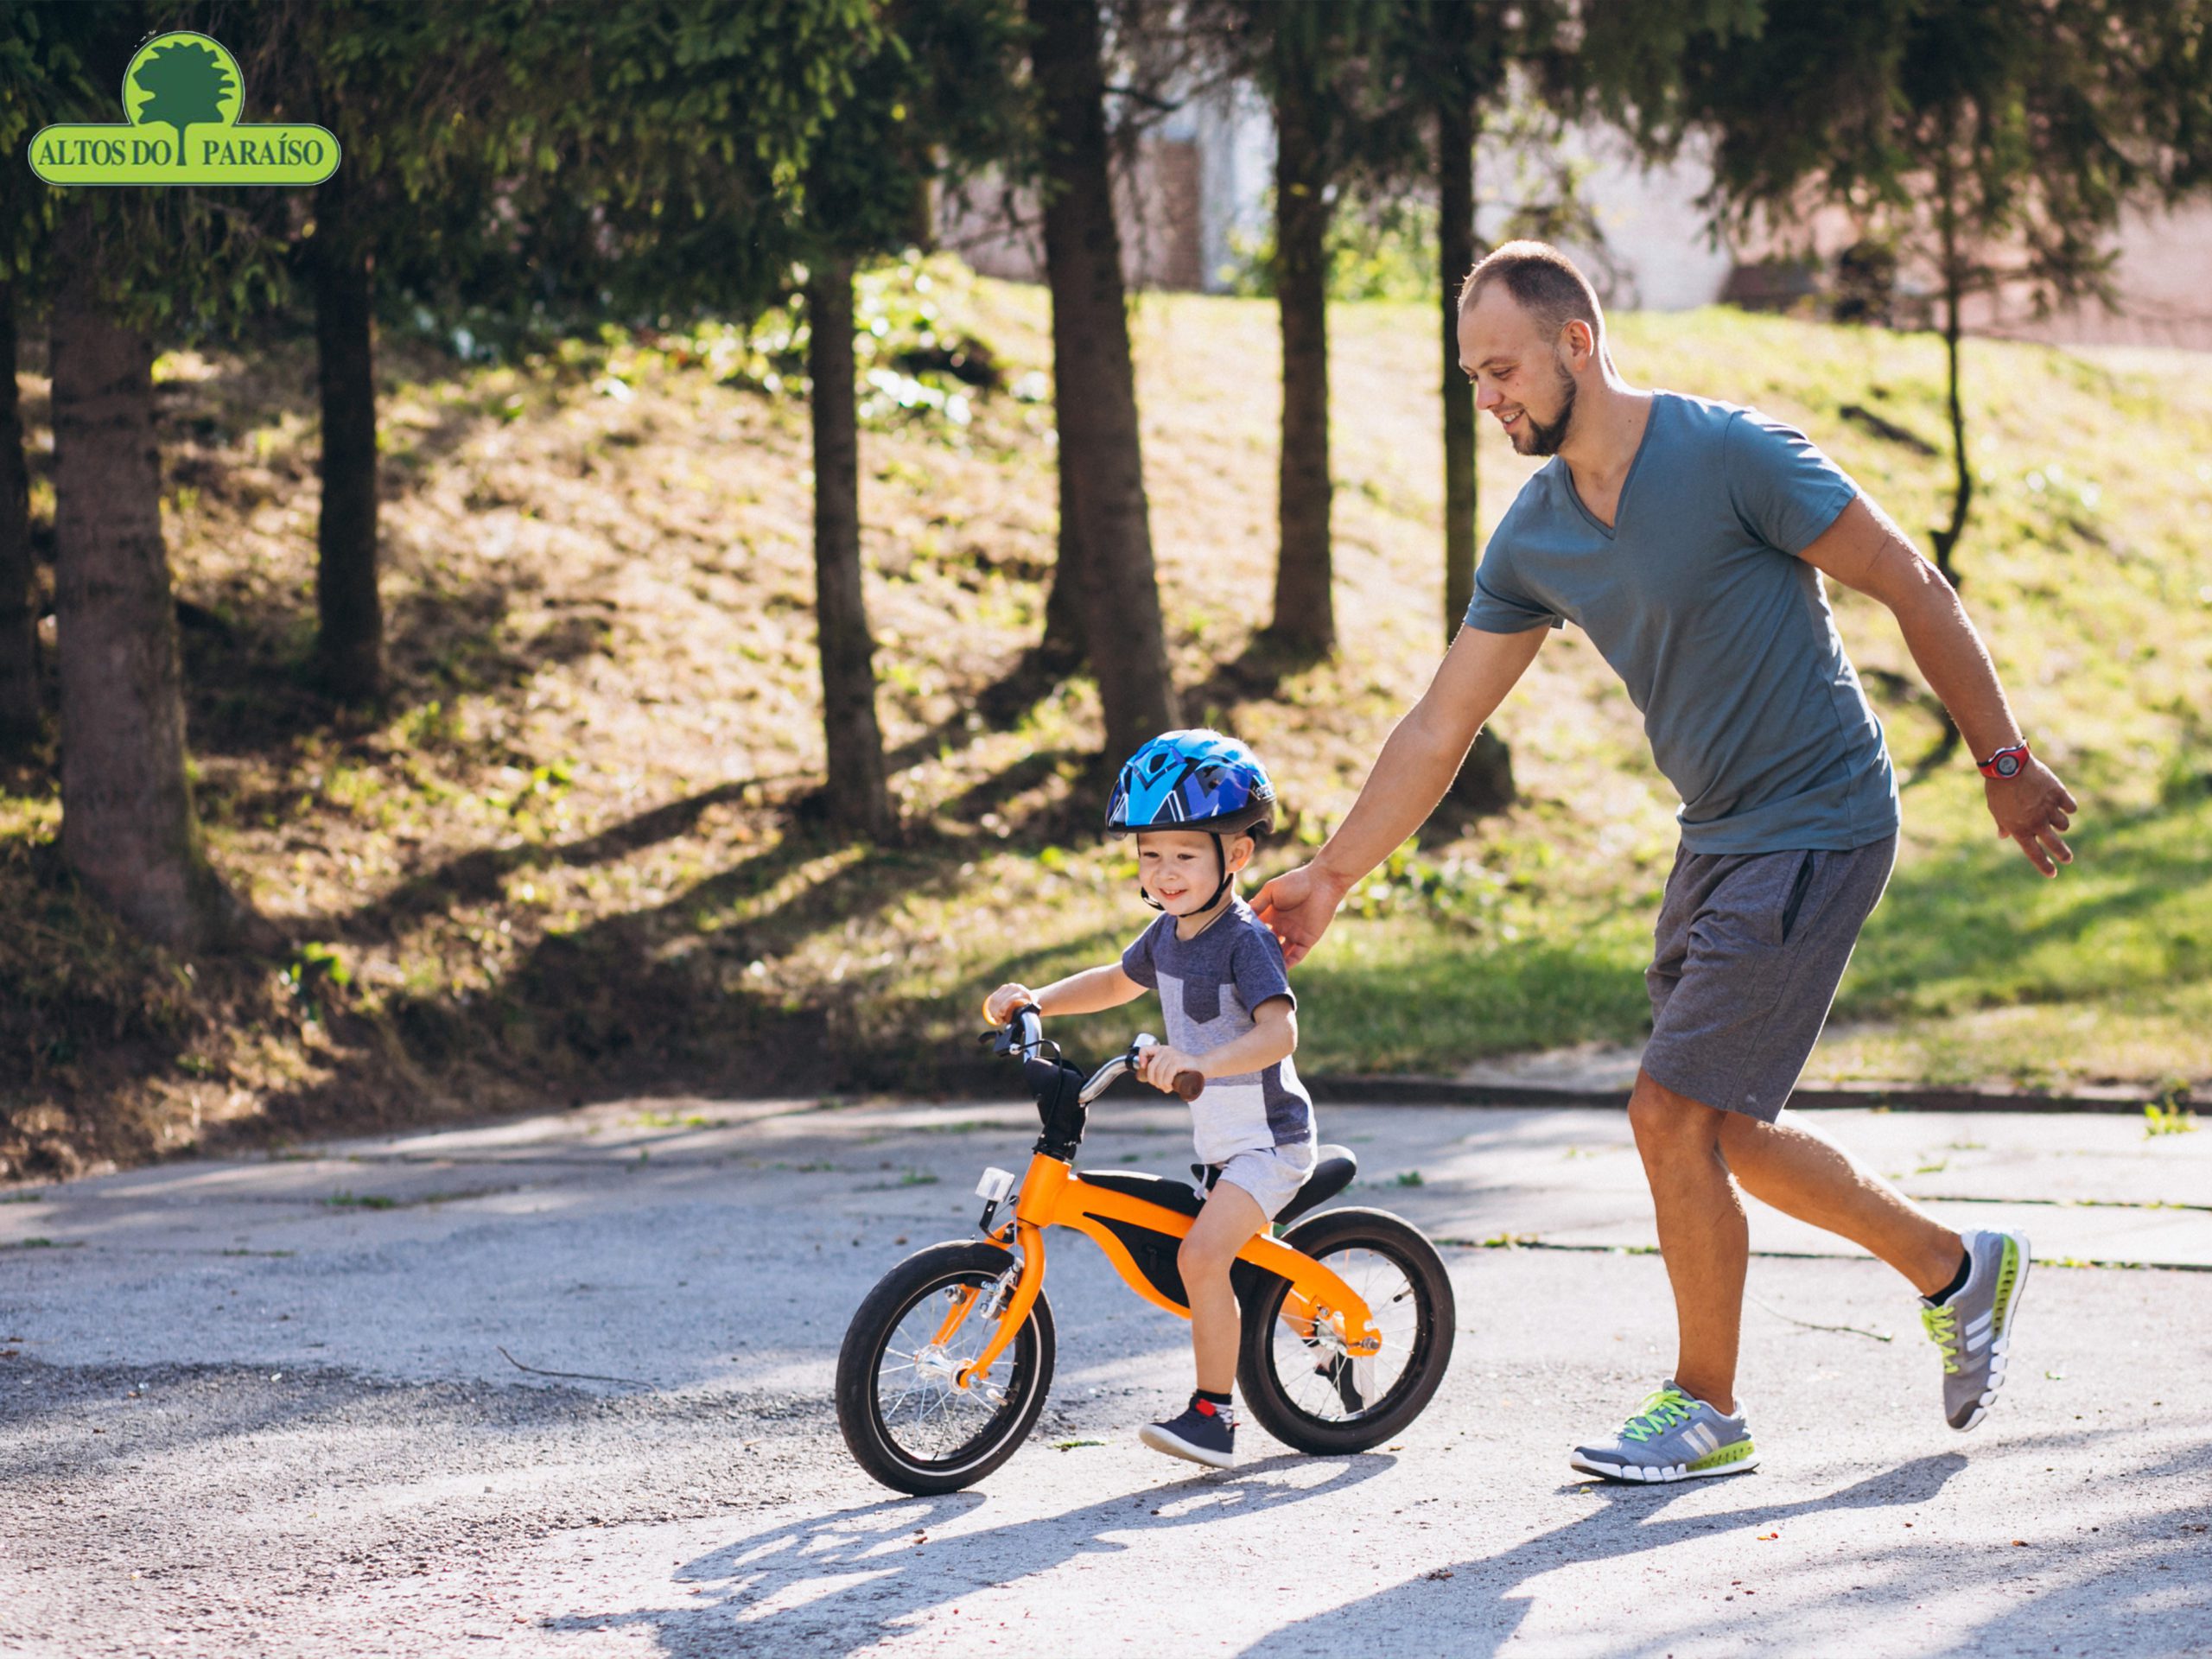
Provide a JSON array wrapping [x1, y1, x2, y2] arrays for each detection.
[[130, 39, 238, 170]]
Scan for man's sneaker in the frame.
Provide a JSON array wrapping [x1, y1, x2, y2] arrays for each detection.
[[1139, 1397, 1236, 1469], [1569, 1383, 1759, 1484], [1922, 1228, 2031, 1431]]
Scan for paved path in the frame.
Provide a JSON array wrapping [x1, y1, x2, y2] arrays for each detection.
[[3, 1096, 2209, 1657]]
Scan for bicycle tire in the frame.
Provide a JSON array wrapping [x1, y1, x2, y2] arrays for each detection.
[[1236, 1207, 1454, 1455], [835, 1240, 1056, 1494]]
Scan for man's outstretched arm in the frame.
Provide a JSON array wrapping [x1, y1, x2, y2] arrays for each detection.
[[1254, 624, 1546, 965], [1799, 494, 2078, 876]]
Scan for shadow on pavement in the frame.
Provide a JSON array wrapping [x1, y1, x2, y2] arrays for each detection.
[[549, 1451, 1396, 1655], [1239, 1452, 1972, 1658]]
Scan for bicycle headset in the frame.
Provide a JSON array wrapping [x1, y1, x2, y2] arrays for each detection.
[[1104, 728, 1277, 913]]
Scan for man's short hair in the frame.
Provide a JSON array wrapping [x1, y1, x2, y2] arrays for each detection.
[[1459, 240, 1604, 345]]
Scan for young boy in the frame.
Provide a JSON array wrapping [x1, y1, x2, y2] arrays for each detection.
[[982, 729, 1315, 1470]]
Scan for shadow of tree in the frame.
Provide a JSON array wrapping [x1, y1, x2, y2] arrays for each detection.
[[1179, 630, 1310, 731], [547, 1452, 1396, 1655], [1241, 1452, 1972, 1657]]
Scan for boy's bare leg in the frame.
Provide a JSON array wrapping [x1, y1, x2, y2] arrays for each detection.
[[1716, 1109, 1964, 1295], [1179, 1182, 1268, 1393], [1626, 1071, 1748, 1414]]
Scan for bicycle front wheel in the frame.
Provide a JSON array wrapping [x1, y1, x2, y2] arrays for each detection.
[[1237, 1207, 1455, 1455], [835, 1241, 1056, 1494]]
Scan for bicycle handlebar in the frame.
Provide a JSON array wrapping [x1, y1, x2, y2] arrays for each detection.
[[987, 1007, 1203, 1103]]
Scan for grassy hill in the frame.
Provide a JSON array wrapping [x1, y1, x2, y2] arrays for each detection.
[[3, 258, 2209, 1178]]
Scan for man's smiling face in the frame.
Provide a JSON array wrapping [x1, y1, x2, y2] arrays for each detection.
[[1459, 284, 1581, 458]]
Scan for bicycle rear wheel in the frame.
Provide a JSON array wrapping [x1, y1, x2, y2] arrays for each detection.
[[835, 1241, 1055, 1494], [1237, 1207, 1454, 1455]]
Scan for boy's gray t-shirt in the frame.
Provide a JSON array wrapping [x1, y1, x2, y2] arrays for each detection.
[[1120, 899, 1315, 1166], [1465, 391, 1899, 855]]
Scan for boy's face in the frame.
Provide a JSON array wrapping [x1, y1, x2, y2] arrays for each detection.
[[1135, 829, 1252, 916]]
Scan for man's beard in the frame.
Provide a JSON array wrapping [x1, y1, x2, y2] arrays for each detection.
[[1516, 361, 1578, 457]]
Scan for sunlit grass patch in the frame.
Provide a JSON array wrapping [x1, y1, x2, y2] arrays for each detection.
[[5, 269, 2211, 1179]]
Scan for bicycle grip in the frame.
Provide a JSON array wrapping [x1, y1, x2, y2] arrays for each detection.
[[1172, 1070, 1204, 1102]]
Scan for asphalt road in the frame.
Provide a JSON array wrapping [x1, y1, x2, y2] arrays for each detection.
[[3, 1094, 2209, 1658]]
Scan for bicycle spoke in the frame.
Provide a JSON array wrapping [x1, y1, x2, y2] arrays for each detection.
[[874, 1272, 1026, 1466], [1269, 1243, 1422, 1424]]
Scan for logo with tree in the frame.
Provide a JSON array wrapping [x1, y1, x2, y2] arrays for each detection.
[[28, 30, 338, 188], [127, 35, 244, 169]]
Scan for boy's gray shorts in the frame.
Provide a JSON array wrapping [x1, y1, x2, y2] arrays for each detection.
[[1211, 1142, 1318, 1220], [1643, 835, 1897, 1123]]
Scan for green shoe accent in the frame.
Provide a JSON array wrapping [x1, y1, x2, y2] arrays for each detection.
[[1688, 1438, 1757, 1473], [1924, 1228, 2032, 1432], [1572, 1382, 1760, 1484], [1922, 1302, 1961, 1374], [1619, 1385, 1697, 1443], [1992, 1234, 2021, 1328]]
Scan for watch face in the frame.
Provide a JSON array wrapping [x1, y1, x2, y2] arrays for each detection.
[[1994, 753, 2023, 778]]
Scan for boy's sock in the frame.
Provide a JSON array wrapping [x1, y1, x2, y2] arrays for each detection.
[[1192, 1388, 1233, 1417]]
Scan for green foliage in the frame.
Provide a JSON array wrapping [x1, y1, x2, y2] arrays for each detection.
[[512, 0, 892, 317], [797, 0, 1026, 267], [1630, 1, 2212, 317], [1223, 196, 1440, 302], [505, 251, 1008, 431], [0, 5, 95, 281], [2143, 1098, 2197, 1137]]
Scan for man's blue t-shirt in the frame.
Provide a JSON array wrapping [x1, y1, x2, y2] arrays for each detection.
[[1465, 391, 1899, 855]]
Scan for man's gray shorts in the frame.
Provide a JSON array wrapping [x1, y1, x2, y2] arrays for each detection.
[[1643, 835, 1897, 1123]]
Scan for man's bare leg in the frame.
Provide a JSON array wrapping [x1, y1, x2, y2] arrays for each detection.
[[1717, 1110, 1964, 1295], [1626, 1069, 1747, 1414]]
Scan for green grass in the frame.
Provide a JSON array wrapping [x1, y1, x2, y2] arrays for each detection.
[[4, 271, 2209, 1179]]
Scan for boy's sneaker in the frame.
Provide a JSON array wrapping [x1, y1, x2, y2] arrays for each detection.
[[1569, 1382, 1758, 1484], [1139, 1396, 1236, 1469], [1922, 1228, 2031, 1431]]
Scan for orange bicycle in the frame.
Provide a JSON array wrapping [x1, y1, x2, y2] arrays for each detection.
[[835, 1007, 1457, 1493]]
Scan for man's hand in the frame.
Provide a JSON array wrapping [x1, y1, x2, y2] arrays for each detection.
[[1987, 757, 2078, 877], [1252, 862, 1354, 969], [982, 982, 1034, 1025], [1134, 1042, 1203, 1095]]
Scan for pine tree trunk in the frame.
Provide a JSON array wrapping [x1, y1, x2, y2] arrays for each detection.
[[1436, 95, 1511, 815], [1928, 154, 1972, 594], [0, 282, 39, 751], [311, 176, 383, 702], [1029, 0, 1179, 762], [805, 257, 895, 839], [1931, 276, 1972, 593], [1039, 453, 1086, 669], [1438, 97, 1478, 643], [49, 246, 259, 951], [1917, 168, 1969, 773], [1270, 38, 1334, 658]]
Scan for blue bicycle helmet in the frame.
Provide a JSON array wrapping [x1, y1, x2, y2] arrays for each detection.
[[1105, 729, 1277, 912]]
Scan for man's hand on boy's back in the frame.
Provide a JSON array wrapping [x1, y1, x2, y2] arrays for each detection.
[[1252, 862, 1356, 969]]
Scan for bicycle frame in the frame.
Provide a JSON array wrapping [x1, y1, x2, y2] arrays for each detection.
[[949, 1019, 1383, 1391]]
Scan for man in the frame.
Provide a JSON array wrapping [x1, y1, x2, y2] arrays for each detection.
[[1255, 241, 2075, 1483]]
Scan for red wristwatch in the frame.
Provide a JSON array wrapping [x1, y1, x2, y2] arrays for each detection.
[[1977, 741, 2030, 780]]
